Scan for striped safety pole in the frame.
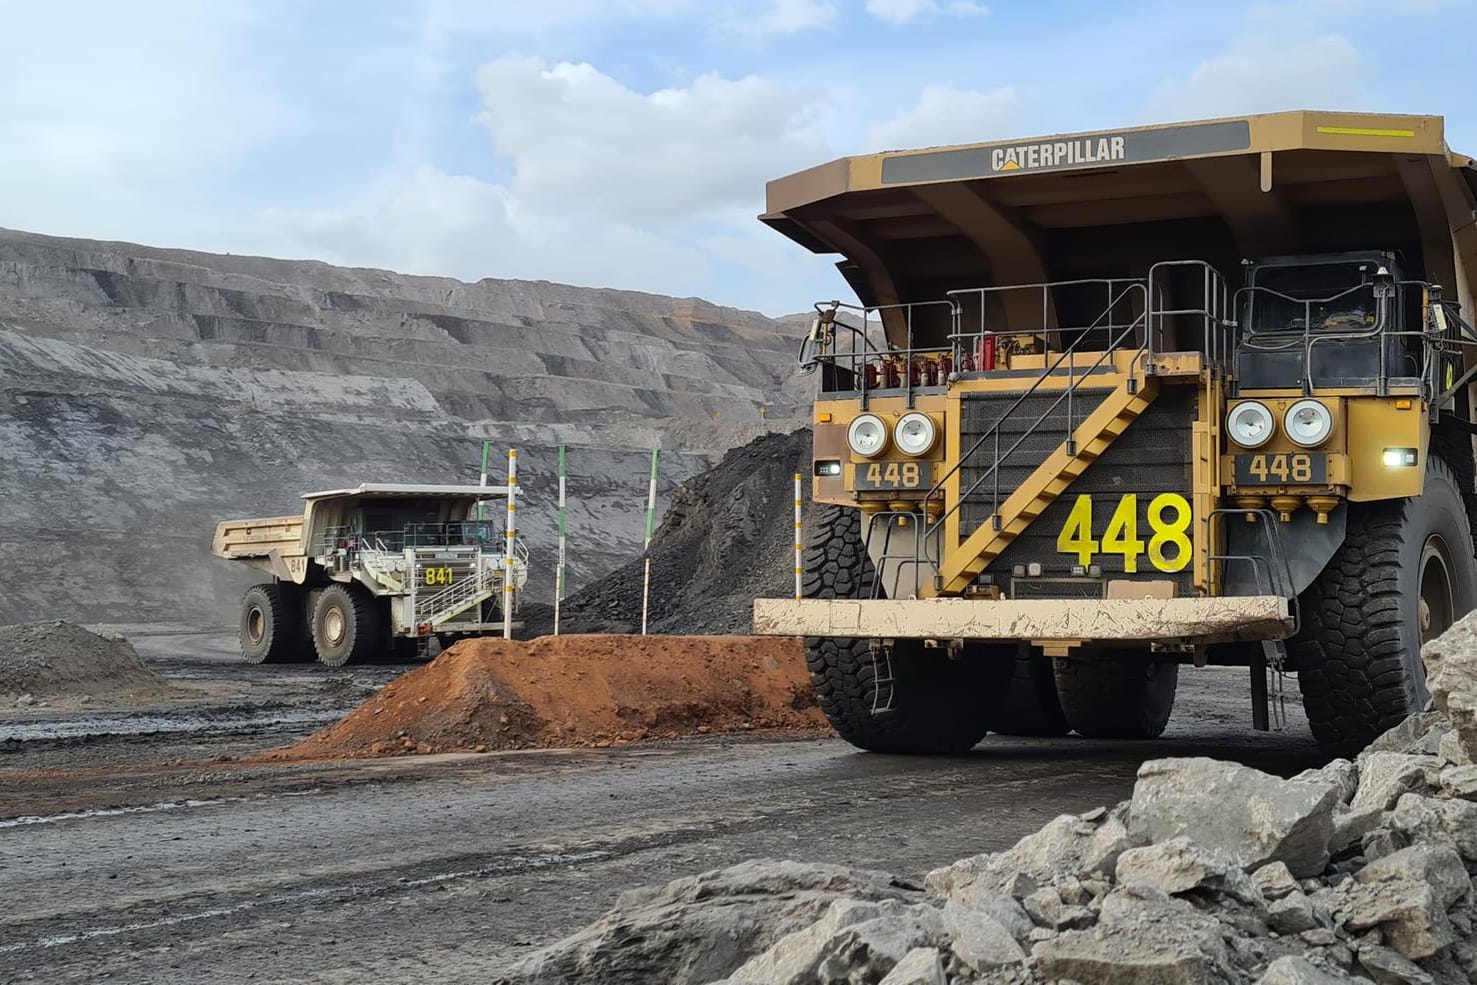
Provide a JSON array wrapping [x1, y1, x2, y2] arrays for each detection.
[[794, 473, 804, 600], [554, 444, 567, 636], [640, 447, 659, 635], [504, 448, 517, 640]]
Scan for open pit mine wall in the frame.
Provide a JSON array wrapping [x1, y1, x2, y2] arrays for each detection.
[[0, 228, 810, 625]]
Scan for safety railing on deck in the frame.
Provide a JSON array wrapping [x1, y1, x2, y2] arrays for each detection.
[[798, 299, 960, 409], [1146, 260, 1234, 368], [923, 283, 1150, 531]]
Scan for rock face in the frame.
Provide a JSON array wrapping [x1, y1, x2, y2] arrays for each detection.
[[491, 615, 1477, 984], [0, 228, 810, 623]]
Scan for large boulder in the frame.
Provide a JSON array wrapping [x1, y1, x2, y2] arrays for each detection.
[[1031, 884, 1231, 985], [1356, 844, 1472, 911], [1115, 836, 1259, 903], [495, 860, 919, 985], [1326, 880, 1454, 961], [1388, 793, 1477, 862], [1254, 955, 1364, 985], [718, 898, 944, 985], [1422, 611, 1477, 765], [876, 947, 946, 985], [1360, 712, 1450, 761], [924, 809, 1133, 899], [1349, 753, 1444, 813], [1439, 764, 1477, 801], [1128, 758, 1342, 878], [715, 897, 1027, 985]]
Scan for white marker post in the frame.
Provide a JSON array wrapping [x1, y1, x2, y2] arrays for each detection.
[[553, 444, 567, 636], [794, 473, 804, 600], [504, 448, 517, 640], [640, 447, 659, 635]]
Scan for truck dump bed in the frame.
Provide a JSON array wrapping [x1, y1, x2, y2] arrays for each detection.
[[764, 110, 1477, 348], [212, 516, 305, 560]]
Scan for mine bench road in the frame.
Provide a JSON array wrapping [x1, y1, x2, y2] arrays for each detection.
[[0, 632, 1325, 985]]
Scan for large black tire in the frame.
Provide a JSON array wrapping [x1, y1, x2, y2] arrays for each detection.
[[1291, 457, 1477, 757], [239, 582, 306, 664], [803, 505, 1007, 754], [986, 650, 1071, 737], [1053, 654, 1178, 739], [311, 584, 387, 667]]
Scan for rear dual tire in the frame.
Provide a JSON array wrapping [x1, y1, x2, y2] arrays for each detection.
[[240, 583, 311, 664], [1053, 655, 1177, 739]]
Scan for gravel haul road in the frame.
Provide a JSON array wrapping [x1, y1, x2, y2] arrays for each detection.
[[0, 632, 1322, 985]]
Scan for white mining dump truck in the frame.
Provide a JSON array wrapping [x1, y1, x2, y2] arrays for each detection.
[[212, 483, 528, 665]]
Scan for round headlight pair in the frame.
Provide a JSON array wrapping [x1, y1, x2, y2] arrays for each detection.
[[846, 412, 938, 458], [1225, 400, 1332, 449]]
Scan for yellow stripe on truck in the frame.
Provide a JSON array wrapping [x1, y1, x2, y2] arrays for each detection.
[[1316, 126, 1415, 138]]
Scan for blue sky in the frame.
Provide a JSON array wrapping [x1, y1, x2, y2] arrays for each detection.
[[4, 0, 1475, 315]]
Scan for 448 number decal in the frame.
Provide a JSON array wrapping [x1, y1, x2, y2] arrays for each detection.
[[1055, 493, 1192, 574]]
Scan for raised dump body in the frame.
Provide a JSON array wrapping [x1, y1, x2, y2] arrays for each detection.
[[214, 483, 528, 665], [753, 110, 1477, 756]]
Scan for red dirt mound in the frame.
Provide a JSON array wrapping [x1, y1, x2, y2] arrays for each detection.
[[270, 634, 824, 760]]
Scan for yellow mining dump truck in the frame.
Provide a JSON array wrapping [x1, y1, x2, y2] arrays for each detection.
[[752, 111, 1477, 757], [213, 484, 527, 665]]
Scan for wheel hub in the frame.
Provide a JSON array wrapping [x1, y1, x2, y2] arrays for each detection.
[[1419, 535, 1455, 646], [324, 606, 346, 646], [246, 608, 265, 644]]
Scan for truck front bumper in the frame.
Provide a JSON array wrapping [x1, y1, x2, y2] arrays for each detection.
[[752, 596, 1292, 646]]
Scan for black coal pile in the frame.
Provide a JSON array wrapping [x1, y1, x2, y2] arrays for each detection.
[[526, 429, 812, 636]]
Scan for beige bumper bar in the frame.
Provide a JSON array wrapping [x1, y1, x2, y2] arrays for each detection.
[[752, 596, 1292, 644]]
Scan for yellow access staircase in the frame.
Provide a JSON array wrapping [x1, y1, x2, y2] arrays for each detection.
[[935, 372, 1160, 595]]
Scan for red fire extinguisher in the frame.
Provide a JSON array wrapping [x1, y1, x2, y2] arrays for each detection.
[[976, 335, 997, 372]]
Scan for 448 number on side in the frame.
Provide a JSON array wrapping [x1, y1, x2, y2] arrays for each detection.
[[1055, 493, 1192, 574]]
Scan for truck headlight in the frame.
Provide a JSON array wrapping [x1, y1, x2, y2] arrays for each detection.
[[1284, 399, 1333, 448], [893, 412, 937, 456], [846, 414, 888, 458], [1227, 401, 1274, 448]]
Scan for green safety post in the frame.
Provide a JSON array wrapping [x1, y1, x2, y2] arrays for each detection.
[[640, 447, 659, 634]]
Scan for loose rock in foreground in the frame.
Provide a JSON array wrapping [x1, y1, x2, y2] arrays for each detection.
[[494, 610, 1477, 985]]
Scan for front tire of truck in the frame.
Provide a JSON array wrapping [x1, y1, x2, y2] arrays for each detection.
[[311, 584, 387, 667], [803, 504, 1006, 754], [239, 583, 304, 664], [1052, 654, 1178, 739], [1291, 457, 1477, 758]]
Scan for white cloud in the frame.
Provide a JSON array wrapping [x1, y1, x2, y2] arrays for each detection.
[[474, 57, 829, 222], [254, 61, 840, 312], [255, 165, 711, 294], [0, 1, 288, 241], [420, 0, 694, 39], [727, 0, 837, 37], [867, 84, 1019, 150], [865, 0, 987, 24], [1144, 35, 1367, 120], [866, 0, 935, 22]]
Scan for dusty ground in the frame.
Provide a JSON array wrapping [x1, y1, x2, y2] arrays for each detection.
[[0, 627, 1323, 984], [0, 626, 408, 772]]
